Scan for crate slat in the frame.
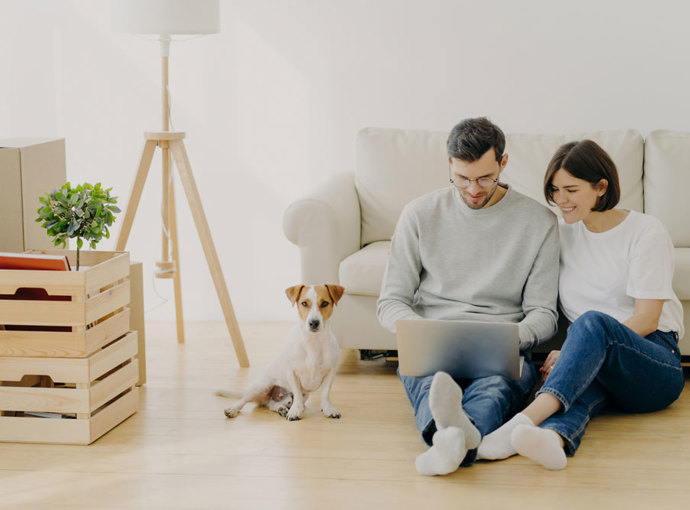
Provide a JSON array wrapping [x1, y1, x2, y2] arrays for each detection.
[[85, 281, 130, 324], [89, 387, 138, 444], [0, 356, 88, 384], [0, 270, 86, 296], [0, 330, 87, 358], [0, 386, 89, 414], [89, 332, 137, 381], [0, 299, 86, 326], [0, 413, 90, 444], [84, 309, 131, 356], [89, 360, 138, 412], [84, 252, 130, 296]]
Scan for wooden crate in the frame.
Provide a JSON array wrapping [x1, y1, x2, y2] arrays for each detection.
[[0, 331, 139, 444], [0, 250, 130, 358]]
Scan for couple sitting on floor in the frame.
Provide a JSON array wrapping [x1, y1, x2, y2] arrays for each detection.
[[377, 117, 684, 475]]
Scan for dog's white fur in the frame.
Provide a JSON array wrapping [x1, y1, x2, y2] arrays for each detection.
[[217, 284, 344, 421]]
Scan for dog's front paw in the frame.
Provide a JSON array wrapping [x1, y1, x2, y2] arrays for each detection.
[[224, 407, 240, 419], [286, 405, 304, 421], [321, 405, 341, 419], [276, 405, 289, 417]]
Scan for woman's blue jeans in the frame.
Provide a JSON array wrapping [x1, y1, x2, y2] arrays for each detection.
[[538, 310, 684, 456], [399, 359, 537, 466]]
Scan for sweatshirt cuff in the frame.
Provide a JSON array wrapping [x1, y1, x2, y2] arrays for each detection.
[[518, 323, 536, 352]]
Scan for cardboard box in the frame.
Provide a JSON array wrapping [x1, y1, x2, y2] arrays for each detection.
[[0, 139, 66, 252]]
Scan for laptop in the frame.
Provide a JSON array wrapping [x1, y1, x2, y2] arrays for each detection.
[[396, 319, 523, 380]]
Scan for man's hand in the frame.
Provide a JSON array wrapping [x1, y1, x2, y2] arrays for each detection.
[[540, 350, 560, 383]]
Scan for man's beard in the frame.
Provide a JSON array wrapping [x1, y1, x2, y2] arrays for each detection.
[[459, 185, 498, 209]]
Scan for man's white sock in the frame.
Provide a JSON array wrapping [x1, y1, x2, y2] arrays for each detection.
[[415, 426, 467, 476], [428, 371, 481, 449], [511, 424, 567, 470], [477, 412, 534, 460]]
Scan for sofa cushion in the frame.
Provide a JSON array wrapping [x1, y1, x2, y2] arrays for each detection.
[[644, 131, 690, 247], [339, 241, 390, 296], [503, 129, 644, 212], [356, 127, 644, 247]]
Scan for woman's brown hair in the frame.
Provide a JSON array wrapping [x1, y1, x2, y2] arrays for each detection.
[[543, 139, 620, 212]]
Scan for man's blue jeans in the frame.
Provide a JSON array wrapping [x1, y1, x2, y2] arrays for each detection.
[[538, 311, 684, 456], [399, 359, 537, 465]]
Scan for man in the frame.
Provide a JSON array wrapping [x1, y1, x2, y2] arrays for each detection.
[[377, 117, 559, 476]]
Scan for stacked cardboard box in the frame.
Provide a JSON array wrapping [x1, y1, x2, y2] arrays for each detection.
[[0, 138, 66, 252]]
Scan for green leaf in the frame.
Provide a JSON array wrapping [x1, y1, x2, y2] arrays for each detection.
[[77, 237, 83, 249], [67, 220, 79, 236]]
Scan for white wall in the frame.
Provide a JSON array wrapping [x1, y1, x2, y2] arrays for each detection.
[[1, 0, 689, 321]]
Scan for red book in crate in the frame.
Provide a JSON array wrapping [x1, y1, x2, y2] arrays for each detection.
[[0, 252, 71, 271]]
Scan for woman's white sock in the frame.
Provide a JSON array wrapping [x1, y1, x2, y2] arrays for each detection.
[[415, 426, 467, 476], [428, 371, 481, 449], [477, 412, 534, 460], [511, 424, 567, 470]]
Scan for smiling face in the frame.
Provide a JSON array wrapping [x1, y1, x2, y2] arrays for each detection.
[[549, 169, 607, 224], [449, 148, 507, 209]]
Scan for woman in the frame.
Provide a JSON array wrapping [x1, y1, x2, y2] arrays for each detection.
[[477, 139, 684, 469]]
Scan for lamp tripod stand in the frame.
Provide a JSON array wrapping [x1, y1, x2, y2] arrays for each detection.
[[116, 37, 249, 367]]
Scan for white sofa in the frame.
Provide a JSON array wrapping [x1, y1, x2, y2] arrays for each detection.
[[283, 128, 690, 357]]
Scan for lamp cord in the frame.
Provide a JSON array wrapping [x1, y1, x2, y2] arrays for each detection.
[[145, 270, 170, 314]]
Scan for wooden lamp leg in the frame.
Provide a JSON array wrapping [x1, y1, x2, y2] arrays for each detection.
[[116, 139, 158, 251], [168, 168, 185, 344], [161, 143, 171, 263], [169, 139, 249, 367]]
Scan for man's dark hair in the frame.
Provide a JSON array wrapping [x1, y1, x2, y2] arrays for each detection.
[[447, 117, 505, 163], [543, 139, 621, 212]]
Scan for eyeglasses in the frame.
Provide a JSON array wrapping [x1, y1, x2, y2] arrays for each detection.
[[449, 167, 500, 189]]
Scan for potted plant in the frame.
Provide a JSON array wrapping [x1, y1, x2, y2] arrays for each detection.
[[36, 182, 121, 270]]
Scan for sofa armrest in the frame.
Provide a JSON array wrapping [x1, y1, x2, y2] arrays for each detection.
[[283, 172, 361, 285]]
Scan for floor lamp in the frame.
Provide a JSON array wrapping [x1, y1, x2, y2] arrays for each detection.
[[112, 0, 249, 367]]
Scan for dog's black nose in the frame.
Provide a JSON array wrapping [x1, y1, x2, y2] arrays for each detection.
[[308, 319, 320, 331]]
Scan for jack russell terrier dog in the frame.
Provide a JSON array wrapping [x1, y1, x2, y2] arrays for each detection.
[[218, 284, 344, 421]]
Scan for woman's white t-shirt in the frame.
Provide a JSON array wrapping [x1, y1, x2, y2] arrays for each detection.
[[558, 210, 684, 339]]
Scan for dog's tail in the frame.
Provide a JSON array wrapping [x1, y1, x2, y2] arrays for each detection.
[[215, 389, 243, 399]]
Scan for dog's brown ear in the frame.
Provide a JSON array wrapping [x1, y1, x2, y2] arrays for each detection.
[[325, 284, 345, 305], [285, 285, 305, 305]]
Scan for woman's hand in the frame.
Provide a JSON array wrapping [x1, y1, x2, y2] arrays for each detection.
[[540, 350, 560, 382]]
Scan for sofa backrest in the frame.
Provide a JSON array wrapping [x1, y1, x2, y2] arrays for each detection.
[[356, 127, 644, 247], [644, 131, 690, 247]]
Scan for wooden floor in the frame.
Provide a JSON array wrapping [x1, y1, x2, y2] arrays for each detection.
[[1, 321, 689, 509]]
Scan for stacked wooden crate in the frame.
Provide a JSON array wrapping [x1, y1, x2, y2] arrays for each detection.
[[0, 250, 139, 444]]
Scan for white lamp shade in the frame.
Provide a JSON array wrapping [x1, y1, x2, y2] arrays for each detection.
[[112, 0, 220, 35]]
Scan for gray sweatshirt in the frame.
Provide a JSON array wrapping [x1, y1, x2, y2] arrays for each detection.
[[377, 185, 559, 351]]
